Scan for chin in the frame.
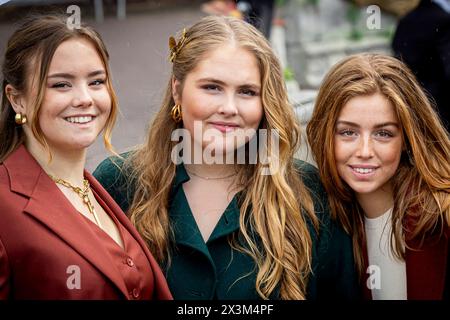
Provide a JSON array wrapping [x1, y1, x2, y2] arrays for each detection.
[[349, 184, 379, 195], [63, 139, 97, 151]]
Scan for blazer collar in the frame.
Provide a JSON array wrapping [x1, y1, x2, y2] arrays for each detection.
[[4, 145, 42, 198], [4, 145, 131, 298]]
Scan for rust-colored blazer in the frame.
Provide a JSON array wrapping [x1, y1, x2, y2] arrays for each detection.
[[0, 145, 172, 300], [362, 215, 449, 300]]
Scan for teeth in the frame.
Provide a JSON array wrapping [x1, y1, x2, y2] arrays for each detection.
[[65, 116, 93, 124], [354, 167, 375, 174]]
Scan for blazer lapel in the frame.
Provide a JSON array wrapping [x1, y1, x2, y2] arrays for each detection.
[[4, 146, 130, 298], [405, 215, 448, 300], [87, 172, 173, 300]]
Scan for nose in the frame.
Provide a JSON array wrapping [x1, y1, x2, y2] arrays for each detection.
[[356, 135, 374, 158], [217, 93, 238, 116], [72, 84, 93, 108]]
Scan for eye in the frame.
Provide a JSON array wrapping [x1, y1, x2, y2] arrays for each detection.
[[90, 79, 105, 86], [51, 82, 71, 89], [239, 88, 258, 96], [338, 129, 356, 137], [375, 130, 394, 138], [202, 84, 221, 91]]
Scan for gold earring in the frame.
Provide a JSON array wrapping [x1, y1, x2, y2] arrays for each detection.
[[15, 113, 27, 125], [171, 104, 182, 123]]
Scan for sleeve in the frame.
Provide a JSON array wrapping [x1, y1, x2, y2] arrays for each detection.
[[295, 160, 361, 300], [315, 217, 361, 300], [0, 236, 10, 299], [93, 153, 134, 214]]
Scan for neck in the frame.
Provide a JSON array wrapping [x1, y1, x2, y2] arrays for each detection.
[[25, 137, 87, 187], [184, 163, 237, 180], [356, 184, 394, 219]]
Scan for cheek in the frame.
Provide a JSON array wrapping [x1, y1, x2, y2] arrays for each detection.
[[37, 109, 56, 140], [241, 102, 263, 128], [381, 140, 403, 163], [37, 102, 59, 128], [184, 105, 211, 122], [334, 139, 348, 163], [182, 94, 214, 123], [380, 145, 402, 175], [96, 90, 112, 114], [40, 92, 64, 116]]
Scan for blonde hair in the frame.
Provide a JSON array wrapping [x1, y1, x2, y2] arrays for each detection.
[[127, 15, 318, 299], [0, 14, 118, 162], [307, 53, 450, 276]]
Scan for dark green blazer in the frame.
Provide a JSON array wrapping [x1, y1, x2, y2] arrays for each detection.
[[93, 154, 360, 300]]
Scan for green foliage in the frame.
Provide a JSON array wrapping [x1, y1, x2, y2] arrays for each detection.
[[284, 67, 295, 81], [349, 29, 363, 41], [346, 2, 360, 25], [306, 0, 319, 5], [275, 0, 287, 6], [347, 2, 363, 41]]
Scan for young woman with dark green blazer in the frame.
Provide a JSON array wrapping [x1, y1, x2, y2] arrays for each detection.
[[94, 15, 360, 300]]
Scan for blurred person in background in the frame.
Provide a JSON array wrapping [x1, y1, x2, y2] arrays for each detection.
[[201, 0, 275, 38], [392, 0, 450, 130]]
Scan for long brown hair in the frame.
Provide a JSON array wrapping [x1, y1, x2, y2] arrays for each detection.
[[127, 15, 319, 299], [0, 14, 118, 162], [307, 53, 450, 276]]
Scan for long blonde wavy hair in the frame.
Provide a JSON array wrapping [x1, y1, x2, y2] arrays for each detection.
[[307, 53, 450, 276], [127, 16, 319, 299], [0, 14, 118, 162]]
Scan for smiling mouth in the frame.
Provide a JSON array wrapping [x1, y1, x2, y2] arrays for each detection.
[[210, 122, 240, 132], [350, 166, 378, 174], [64, 116, 95, 124]]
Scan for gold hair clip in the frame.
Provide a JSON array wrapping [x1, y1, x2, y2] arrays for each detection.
[[169, 28, 187, 63]]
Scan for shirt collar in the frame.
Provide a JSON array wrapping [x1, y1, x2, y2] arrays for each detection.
[[170, 163, 241, 243], [172, 164, 190, 191]]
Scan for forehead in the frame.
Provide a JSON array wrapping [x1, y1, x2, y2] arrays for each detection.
[[338, 93, 398, 123], [48, 37, 105, 73], [188, 44, 260, 83]]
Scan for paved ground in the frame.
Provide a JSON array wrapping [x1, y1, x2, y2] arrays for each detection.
[[0, 2, 314, 172]]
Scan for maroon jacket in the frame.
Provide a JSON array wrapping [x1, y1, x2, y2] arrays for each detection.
[[362, 214, 449, 300], [0, 145, 172, 300]]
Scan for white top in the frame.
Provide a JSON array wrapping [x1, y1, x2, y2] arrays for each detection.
[[364, 208, 407, 300]]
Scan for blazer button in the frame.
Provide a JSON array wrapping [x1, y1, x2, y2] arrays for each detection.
[[126, 257, 134, 267], [132, 288, 140, 299]]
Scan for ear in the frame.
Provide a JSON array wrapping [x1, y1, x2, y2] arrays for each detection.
[[5, 84, 26, 114], [172, 77, 182, 105]]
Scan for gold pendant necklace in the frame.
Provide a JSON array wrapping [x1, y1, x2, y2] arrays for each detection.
[[185, 168, 237, 180], [49, 175, 103, 228]]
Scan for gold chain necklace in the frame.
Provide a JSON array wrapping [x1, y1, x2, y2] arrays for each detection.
[[185, 168, 237, 180], [49, 175, 102, 228]]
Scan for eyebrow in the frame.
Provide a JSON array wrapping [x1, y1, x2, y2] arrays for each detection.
[[47, 70, 106, 79], [197, 77, 260, 89], [336, 120, 399, 129]]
